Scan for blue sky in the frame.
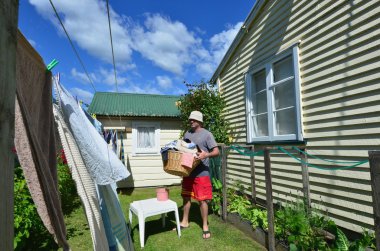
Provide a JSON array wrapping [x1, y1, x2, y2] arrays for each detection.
[[19, 0, 255, 103]]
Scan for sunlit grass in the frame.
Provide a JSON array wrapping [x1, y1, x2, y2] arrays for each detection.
[[62, 185, 265, 251]]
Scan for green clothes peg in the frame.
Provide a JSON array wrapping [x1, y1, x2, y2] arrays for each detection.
[[46, 59, 59, 72]]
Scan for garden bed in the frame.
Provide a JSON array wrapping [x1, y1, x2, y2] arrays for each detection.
[[226, 212, 287, 251]]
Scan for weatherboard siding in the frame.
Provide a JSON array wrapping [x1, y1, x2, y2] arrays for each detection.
[[99, 117, 182, 188], [218, 0, 380, 232]]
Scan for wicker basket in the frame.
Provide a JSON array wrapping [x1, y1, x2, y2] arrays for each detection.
[[162, 150, 200, 177]]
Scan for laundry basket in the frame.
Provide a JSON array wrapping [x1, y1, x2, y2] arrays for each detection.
[[162, 150, 200, 177]]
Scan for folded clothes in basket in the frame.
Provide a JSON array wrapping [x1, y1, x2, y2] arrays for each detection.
[[181, 152, 196, 168], [176, 140, 197, 154], [161, 140, 178, 161]]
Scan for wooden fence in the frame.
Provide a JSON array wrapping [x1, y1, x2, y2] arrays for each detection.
[[219, 145, 380, 251]]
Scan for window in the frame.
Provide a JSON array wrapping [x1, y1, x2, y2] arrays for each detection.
[[132, 121, 160, 155], [246, 45, 303, 143]]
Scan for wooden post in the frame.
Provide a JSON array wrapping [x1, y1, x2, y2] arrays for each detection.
[[221, 145, 228, 221], [0, 0, 19, 250], [300, 148, 311, 214], [369, 151, 380, 250], [250, 146, 256, 204], [264, 149, 275, 251]]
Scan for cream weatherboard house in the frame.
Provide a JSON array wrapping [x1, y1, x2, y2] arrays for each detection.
[[211, 0, 380, 233], [88, 92, 182, 188]]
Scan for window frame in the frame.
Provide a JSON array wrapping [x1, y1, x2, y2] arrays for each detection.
[[132, 121, 160, 156], [245, 45, 303, 143]]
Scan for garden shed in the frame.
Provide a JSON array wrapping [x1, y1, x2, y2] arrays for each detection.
[[88, 92, 182, 188], [211, 0, 380, 233]]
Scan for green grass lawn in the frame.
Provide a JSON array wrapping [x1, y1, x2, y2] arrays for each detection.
[[61, 185, 265, 251]]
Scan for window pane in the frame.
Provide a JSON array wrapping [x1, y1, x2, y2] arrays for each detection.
[[253, 114, 268, 137], [137, 127, 155, 148], [252, 70, 266, 93], [253, 92, 267, 114], [273, 55, 294, 82], [273, 80, 295, 110], [274, 108, 296, 135]]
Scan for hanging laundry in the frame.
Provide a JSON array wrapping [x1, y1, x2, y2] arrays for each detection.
[[14, 32, 69, 250], [53, 105, 109, 251], [54, 79, 129, 185], [112, 130, 118, 154], [98, 184, 134, 251], [120, 132, 125, 165], [78, 103, 133, 250], [83, 107, 103, 135], [106, 130, 112, 144]]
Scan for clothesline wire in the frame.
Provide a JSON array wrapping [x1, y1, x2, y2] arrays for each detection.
[[106, 0, 119, 92], [105, 1, 127, 134], [49, 0, 96, 93], [228, 144, 369, 171]]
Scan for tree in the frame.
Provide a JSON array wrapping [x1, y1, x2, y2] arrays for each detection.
[[177, 81, 231, 144]]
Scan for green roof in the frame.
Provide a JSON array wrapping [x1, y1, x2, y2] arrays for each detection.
[[88, 92, 181, 117]]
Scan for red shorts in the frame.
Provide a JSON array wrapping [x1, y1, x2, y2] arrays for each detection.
[[181, 176, 212, 201]]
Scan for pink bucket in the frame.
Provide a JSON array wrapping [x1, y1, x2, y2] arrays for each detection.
[[156, 188, 169, 201]]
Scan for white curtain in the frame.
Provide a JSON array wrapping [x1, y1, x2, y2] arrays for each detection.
[[137, 127, 155, 148]]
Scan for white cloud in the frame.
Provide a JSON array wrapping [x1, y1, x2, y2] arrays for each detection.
[[27, 39, 36, 47], [29, 0, 133, 66], [119, 84, 162, 95], [29, 0, 243, 83], [193, 22, 243, 78], [156, 75, 172, 89], [209, 22, 243, 66], [70, 87, 94, 104], [99, 68, 128, 86], [131, 14, 201, 75], [71, 68, 97, 84]]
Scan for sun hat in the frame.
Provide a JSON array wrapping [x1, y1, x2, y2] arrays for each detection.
[[188, 111, 203, 123]]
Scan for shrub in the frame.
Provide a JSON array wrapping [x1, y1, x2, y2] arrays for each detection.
[[14, 149, 79, 249], [177, 81, 231, 144], [14, 166, 54, 250], [57, 149, 79, 214]]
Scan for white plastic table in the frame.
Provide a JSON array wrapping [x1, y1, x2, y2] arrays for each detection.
[[129, 198, 181, 248]]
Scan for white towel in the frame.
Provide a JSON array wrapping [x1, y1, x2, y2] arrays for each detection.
[[53, 105, 109, 251]]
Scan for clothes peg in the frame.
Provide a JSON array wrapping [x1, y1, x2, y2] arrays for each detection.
[[46, 59, 59, 72]]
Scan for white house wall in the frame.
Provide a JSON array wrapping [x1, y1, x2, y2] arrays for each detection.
[[99, 117, 182, 188], [219, 0, 380, 232]]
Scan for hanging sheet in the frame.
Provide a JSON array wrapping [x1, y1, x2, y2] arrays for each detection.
[[54, 80, 129, 185]]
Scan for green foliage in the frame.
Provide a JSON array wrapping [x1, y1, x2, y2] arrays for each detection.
[[211, 178, 223, 214], [335, 228, 350, 251], [57, 150, 79, 214], [14, 166, 54, 250], [226, 181, 268, 231], [275, 200, 332, 250], [348, 229, 376, 251], [245, 207, 268, 230], [177, 81, 231, 144], [14, 150, 79, 250], [227, 189, 251, 216], [328, 224, 376, 251]]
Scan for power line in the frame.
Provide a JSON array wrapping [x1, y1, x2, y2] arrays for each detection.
[[49, 0, 97, 93], [106, 0, 119, 92]]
